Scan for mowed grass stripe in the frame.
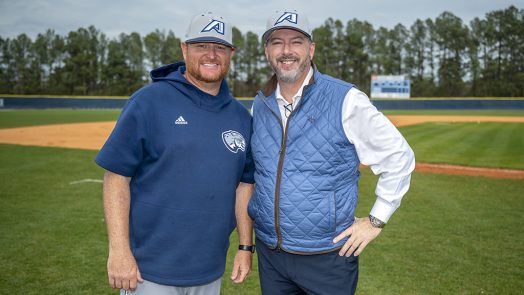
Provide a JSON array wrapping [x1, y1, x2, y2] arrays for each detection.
[[399, 122, 524, 170], [461, 123, 524, 169], [451, 123, 501, 166], [383, 109, 524, 116], [0, 109, 121, 128], [401, 122, 472, 164], [398, 122, 448, 144], [478, 122, 521, 168], [1, 109, 523, 129], [508, 123, 524, 166]]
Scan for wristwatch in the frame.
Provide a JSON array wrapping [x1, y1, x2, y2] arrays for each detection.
[[369, 215, 386, 229], [238, 245, 256, 253]]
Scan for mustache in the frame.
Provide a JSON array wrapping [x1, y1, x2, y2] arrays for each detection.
[[276, 54, 299, 62], [200, 55, 222, 63], [201, 59, 221, 63]]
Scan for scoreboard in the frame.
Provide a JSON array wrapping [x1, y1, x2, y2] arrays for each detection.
[[370, 75, 410, 99]]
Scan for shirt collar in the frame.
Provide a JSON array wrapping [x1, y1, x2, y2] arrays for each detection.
[[275, 67, 314, 104]]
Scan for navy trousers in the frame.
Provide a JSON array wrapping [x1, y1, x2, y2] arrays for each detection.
[[256, 239, 359, 295]]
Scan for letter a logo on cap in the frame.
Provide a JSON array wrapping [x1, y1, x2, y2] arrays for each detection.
[[202, 20, 225, 35], [275, 12, 298, 25]]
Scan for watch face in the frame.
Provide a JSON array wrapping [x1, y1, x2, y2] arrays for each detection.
[[369, 215, 385, 228]]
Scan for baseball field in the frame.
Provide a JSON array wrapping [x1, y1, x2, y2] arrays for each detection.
[[0, 108, 523, 294]]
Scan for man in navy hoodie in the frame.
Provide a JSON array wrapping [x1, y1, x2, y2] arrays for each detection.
[[95, 12, 255, 295]]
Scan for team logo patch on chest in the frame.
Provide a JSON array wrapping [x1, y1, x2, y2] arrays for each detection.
[[222, 130, 246, 153]]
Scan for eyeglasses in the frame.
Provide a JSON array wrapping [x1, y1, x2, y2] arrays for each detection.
[[284, 103, 293, 118], [188, 43, 230, 54]]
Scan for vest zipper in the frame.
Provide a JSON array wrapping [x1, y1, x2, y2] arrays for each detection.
[[274, 116, 293, 251], [259, 94, 289, 251]]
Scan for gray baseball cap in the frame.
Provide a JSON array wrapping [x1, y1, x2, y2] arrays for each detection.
[[184, 12, 234, 48], [262, 10, 312, 43]]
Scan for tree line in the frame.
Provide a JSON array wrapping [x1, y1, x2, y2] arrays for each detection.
[[1, 5, 522, 97]]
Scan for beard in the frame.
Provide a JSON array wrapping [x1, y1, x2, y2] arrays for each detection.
[[269, 53, 310, 83], [185, 58, 230, 83]]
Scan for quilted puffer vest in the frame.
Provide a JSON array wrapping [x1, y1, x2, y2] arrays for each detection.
[[249, 69, 361, 253]]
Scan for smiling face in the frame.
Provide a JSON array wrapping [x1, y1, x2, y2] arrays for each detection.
[[265, 29, 315, 85], [182, 42, 234, 85]]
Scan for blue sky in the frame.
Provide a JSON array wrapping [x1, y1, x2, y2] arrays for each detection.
[[0, 0, 522, 40]]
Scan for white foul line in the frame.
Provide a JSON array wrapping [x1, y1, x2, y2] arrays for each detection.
[[69, 179, 103, 185]]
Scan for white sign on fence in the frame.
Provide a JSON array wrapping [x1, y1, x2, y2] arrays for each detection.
[[370, 75, 410, 99]]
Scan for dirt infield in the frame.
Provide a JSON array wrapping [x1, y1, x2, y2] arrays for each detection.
[[1, 115, 523, 179], [0, 121, 116, 150]]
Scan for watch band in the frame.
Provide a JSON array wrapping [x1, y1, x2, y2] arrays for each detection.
[[238, 245, 256, 253], [369, 215, 386, 228]]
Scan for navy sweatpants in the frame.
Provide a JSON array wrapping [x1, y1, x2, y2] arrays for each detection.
[[256, 239, 359, 295]]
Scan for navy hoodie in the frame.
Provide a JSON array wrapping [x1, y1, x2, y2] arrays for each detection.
[[95, 62, 254, 286]]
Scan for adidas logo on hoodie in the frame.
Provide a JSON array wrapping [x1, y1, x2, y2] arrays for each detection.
[[175, 116, 188, 125]]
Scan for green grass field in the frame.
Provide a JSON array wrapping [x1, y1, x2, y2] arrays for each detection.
[[382, 109, 524, 116], [1, 109, 523, 294], [1, 109, 523, 129], [399, 122, 524, 169], [0, 109, 121, 128]]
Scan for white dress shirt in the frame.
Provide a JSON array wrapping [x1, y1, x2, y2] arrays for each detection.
[[267, 67, 415, 223], [341, 88, 415, 222], [275, 69, 314, 128]]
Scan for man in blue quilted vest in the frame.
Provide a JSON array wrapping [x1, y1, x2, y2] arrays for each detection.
[[248, 10, 416, 295]]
